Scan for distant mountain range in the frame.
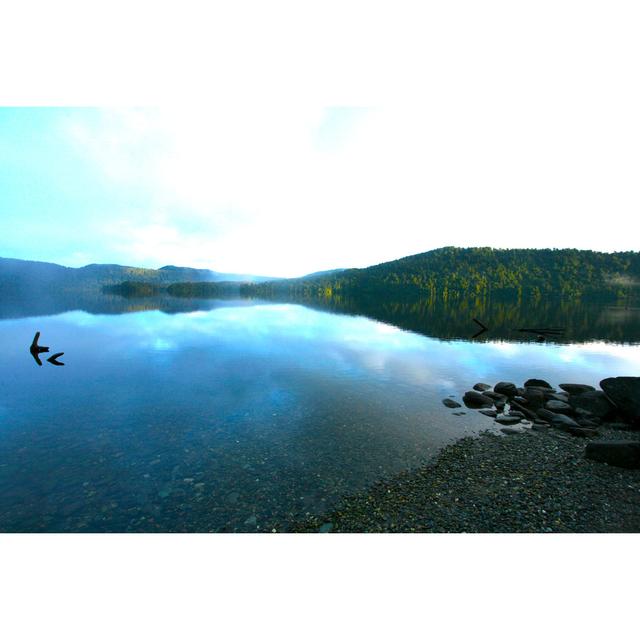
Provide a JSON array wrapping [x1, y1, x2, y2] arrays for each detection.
[[0, 256, 278, 297], [3, 248, 640, 305]]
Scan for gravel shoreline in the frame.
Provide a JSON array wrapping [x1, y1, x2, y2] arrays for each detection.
[[290, 426, 640, 533]]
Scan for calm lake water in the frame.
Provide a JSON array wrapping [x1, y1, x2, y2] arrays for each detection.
[[1, 296, 639, 532]]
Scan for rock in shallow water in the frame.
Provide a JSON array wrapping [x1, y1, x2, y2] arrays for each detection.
[[585, 441, 640, 469], [442, 398, 462, 408], [494, 382, 518, 397], [479, 409, 498, 417], [495, 415, 522, 425], [473, 382, 492, 391], [524, 378, 553, 389], [463, 391, 494, 408]]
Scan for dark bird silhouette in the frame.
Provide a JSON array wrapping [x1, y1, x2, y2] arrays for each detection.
[[47, 352, 65, 366], [29, 331, 50, 366]]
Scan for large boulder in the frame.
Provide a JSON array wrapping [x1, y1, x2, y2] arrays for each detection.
[[600, 377, 640, 423], [559, 383, 595, 395], [463, 391, 494, 408], [568, 390, 616, 419], [585, 441, 640, 469], [494, 382, 518, 397]]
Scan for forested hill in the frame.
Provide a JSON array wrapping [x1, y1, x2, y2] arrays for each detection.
[[242, 247, 640, 300], [0, 257, 276, 296]]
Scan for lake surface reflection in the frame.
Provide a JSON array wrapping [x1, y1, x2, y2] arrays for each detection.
[[1, 298, 639, 531]]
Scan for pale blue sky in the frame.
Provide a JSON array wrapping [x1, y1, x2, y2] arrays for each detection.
[[1, 106, 638, 277]]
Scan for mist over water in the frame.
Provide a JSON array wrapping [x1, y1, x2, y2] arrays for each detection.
[[1, 296, 639, 532]]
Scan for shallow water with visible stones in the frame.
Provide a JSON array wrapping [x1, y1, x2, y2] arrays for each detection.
[[1, 298, 639, 532]]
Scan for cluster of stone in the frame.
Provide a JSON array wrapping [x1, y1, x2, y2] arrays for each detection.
[[442, 376, 640, 469]]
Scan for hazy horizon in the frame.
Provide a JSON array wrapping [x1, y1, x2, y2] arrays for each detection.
[[5, 243, 640, 280], [2, 106, 639, 277]]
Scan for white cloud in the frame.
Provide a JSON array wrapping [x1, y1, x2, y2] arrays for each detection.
[[64, 98, 640, 275]]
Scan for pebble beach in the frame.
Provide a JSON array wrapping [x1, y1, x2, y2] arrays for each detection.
[[291, 376, 640, 533]]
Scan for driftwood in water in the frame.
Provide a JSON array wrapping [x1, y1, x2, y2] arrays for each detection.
[[517, 327, 565, 343], [46, 352, 65, 366], [29, 331, 50, 366], [518, 327, 565, 335]]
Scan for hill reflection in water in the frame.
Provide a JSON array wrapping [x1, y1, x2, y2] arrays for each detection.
[[2, 289, 640, 345]]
